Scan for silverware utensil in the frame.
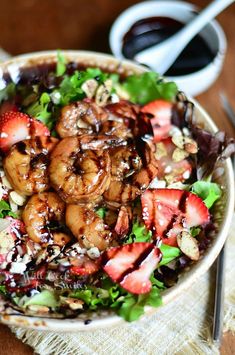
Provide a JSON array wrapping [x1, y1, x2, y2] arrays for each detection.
[[212, 92, 235, 345], [212, 245, 226, 345]]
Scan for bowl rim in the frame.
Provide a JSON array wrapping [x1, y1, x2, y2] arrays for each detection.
[[109, 0, 227, 81], [0, 50, 234, 331]]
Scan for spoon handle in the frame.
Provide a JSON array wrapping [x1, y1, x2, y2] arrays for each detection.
[[178, 0, 234, 47], [135, 0, 234, 74]]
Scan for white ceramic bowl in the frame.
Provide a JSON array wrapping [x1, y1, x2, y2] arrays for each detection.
[[0, 50, 234, 331], [109, 0, 227, 96]]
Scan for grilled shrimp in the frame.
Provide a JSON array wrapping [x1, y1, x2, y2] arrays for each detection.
[[66, 205, 111, 250], [22, 192, 71, 246], [66, 204, 131, 250], [104, 140, 158, 207], [56, 100, 108, 138], [49, 135, 124, 204], [106, 100, 140, 121], [3, 136, 58, 196]]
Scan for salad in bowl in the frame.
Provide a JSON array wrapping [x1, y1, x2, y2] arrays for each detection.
[[0, 51, 233, 329]]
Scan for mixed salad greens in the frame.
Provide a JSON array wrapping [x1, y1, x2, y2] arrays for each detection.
[[0, 52, 234, 323]]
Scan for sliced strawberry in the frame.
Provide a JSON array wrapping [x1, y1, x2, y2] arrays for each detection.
[[31, 119, 50, 137], [0, 111, 50, 152], [141, 189, 210, 245], [156, 137, 192, 183], [141, 100, 173, 142], [5, 216, 26, 237], [185, 192, 210, 228], [120, 247, 161, 294], [6, 265, 46, 292], [70, 257, 100, 276], [152, 124, 172, 142], [102, 243, 162, 294], [162, 219, 183, 247], [141, 190, 155, 230], [142, 189, 182, 239], [0, 111, 29, 152], [0, 101, 18, 116]]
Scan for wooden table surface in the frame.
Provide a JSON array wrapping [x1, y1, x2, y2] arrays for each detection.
[[0, 0, 234, 354]]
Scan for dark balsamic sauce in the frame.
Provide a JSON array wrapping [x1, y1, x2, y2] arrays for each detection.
[[122, 17, 216, 76]]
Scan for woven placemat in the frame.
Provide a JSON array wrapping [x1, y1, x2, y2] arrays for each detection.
[[9, 215, 235, 355]]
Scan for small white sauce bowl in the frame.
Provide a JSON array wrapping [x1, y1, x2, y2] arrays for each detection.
[[109, 0, 227, 96]]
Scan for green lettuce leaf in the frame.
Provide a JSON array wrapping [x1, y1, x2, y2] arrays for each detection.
[[56, 50, 67, 77], [71, 273, 163, 322], [95, 207, 107, 219], [0, 200, 17, 218], [125, 220, 152, 244], [159, 243, 181, 266], [23, 290, 59, 308], [26, 92, 54, 129], [55, 68, 109, 106], [71, 286, 111, 310], [0, 285, 6, 295], [122, 72, 178, 105], [191, 181, 222, 209], [117, 287, 162, 322], [190, 227, 201, 237]]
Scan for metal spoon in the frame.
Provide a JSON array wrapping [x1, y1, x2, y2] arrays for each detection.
[[135, 0, 234, 74]]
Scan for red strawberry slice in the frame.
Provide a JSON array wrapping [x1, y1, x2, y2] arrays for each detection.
[[162, 219, 183, 247], [142, 189, 183, 244], [156, 137, 192, 183], [152, 124, 172, 142], [0, 111, 29, 152], [141, 189, 210, 245], [102, 243, 162, 294], [0, 111, 50, 152], [31, 119, 50, 137], [6, 216, 26, 238], [185, 192, 210, 228], [70, 256, 101, 276], [141, 190, 155, 230], [120, 248, 161, 294], [141, 100, 173, 142]]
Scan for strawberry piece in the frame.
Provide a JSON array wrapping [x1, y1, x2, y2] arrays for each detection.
[[0, 101, 18, 116], [185, 192, 211, 228], [0, 111, 29, 152], [5, 216, 26, 237], [141, 190, 155, 230], [156, 137, 192, 183], [31, 119, 50, 137], [121, 248, 161, 294], [0, 111, 50, 152], [141, 100, 173, 142], [142, 189, 183, 242], [102, 243, 162, 294], [6, 264, 46, 292], [70, 257, 100, 276], [162, 219, 183, 247], [141, 189, 210, 245]]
